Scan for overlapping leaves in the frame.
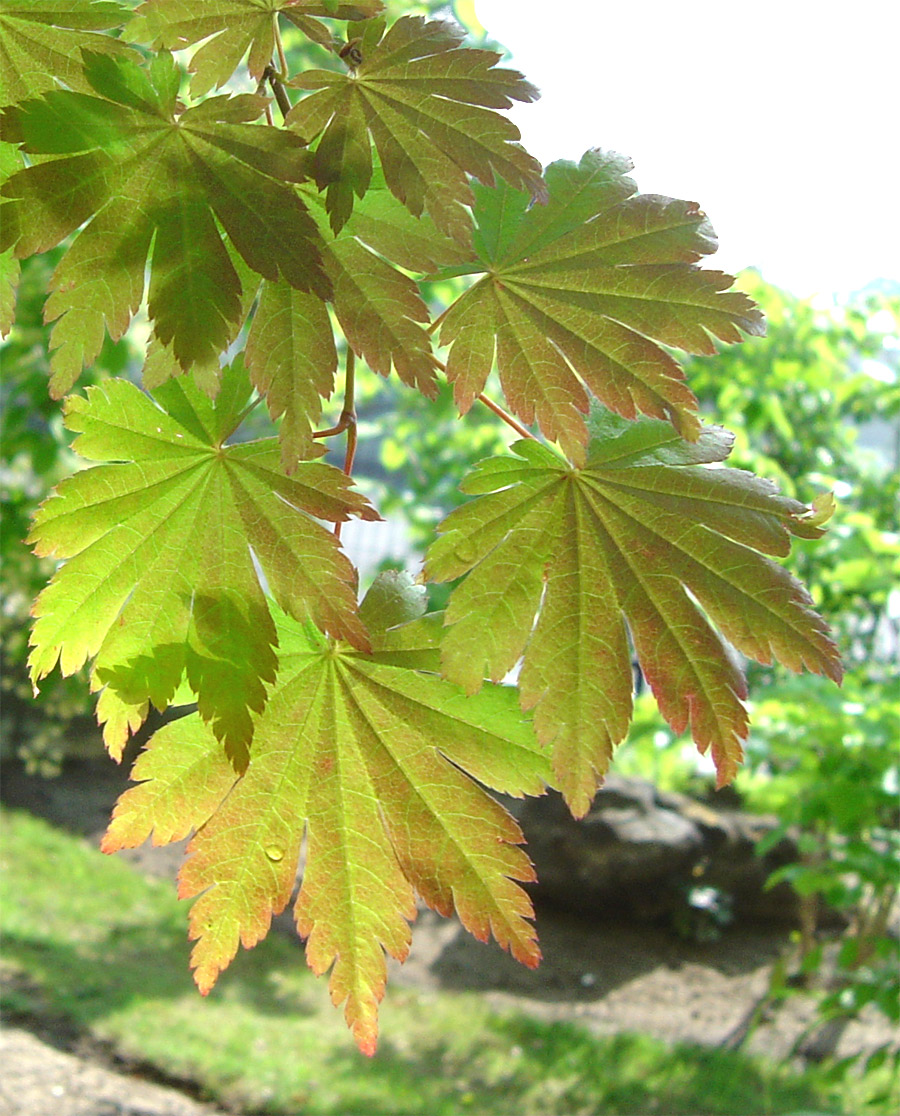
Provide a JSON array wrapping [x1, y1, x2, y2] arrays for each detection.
[[439, 150, 766, 462], [29, 362, 376, 767], [427, 405, 842, 816], [103, 576, 550, 1054], [0, 0, 134, 106], [127, 1, 385, 96], [243, 178, 448, 470], [0, 49, 327, 394], [287, 14, 545, 239]]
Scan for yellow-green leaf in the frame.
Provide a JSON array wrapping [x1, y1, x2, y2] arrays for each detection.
[[28, 362, 376, 766], [128, 1, 384, 96]]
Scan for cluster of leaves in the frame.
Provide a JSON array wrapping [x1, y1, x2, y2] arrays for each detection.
[[0, 1, 843, 1052]]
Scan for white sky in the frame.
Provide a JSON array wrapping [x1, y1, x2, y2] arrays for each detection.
[[473, 0, 899, 298]]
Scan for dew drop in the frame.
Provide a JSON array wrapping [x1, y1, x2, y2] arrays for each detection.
[[264, 845, 284, 862]]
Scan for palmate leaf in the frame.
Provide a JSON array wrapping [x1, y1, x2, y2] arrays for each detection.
[[28, 362, 376, 769], [242, 191, 445, 470], [0, 49, 328, 395], [287, 14, 546, 241], [0, 0, 134, 107], [103, 576, 550, 1055], [128, 1, 385, 96], [426, 405, 842, 817], [438, 149, 766, 463]]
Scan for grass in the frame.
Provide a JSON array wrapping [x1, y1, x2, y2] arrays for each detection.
[[0, 806, 889, 1115]]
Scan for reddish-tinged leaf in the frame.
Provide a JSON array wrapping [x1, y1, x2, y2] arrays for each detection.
[[439, 150, 765, 462], [427, 406, 841, 816], [173, 580, 548, 1053], [287, 15, 545, 240], [101, 713, 238, 852]]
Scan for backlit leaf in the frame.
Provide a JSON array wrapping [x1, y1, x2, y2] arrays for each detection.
[[427, 405, 842, 817], [439, 150, 765, 462], [0, 141, 21, 334], [107, 580, 549, 1053], [340, 162, 473, 273], [287, 14, 545, 240], [128, 1, 384, 96], [0, 50, 328, 394], [28, 362, 376, 767], [325, 232, 439, 395], [0, 0, 134, 107], [244, 278, 337, 470]]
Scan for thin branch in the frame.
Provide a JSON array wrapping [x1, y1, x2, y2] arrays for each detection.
[[263, 64, 292, 120], [426, 302, 454, 336], [334, 347, 357, 541], [432, 355, 536, 441], [312, 415, 354, 439], [475, 392, 536, 440], [274, 15, 289, 79]]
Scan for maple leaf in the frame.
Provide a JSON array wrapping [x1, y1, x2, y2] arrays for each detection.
[[128, 1, 385, 96], [339, 161, 473, 274], [0, 0, 135, 107], [426, 405, 842, 817], [244, 279, 337, 471], [286, 14, 546, 240], [0, 141, 21, 335], [28, 362, 377, 769], [105, 574, 549, 1054], [438, 149, 766, 463], [0, 49, 328, 396], [325, 232, 439, 396]]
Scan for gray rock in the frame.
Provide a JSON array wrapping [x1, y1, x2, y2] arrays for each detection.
[[505, 776, 802, 925]]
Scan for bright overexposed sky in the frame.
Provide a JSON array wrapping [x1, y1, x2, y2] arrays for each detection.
[[471, 0, 899, 298]]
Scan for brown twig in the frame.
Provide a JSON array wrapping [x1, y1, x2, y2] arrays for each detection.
[[333, 348, 357, 541], [263, 64, 292, 120], [431, 356, 536, 441]]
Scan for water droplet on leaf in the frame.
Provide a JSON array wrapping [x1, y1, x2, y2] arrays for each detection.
[[264, 845, 284, 862]]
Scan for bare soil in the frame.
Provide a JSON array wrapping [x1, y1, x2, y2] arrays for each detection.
[[1, 760, 894, 1116]]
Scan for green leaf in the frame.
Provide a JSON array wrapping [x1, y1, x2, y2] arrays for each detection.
[[128, 1, 384, 96], [28, 362, 377, 767], [439, 150, 765, 462], [0, 51, 328, 394], [287, 14, 545, 240], [0, 141, 21, 334], [426, 406, 842, 817], [244, 279, 337, 471], [107, 592, 548, 1054], [325, 233, 439, 395], [340, 161, 474, 273], [0, 0, 135, 107]]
